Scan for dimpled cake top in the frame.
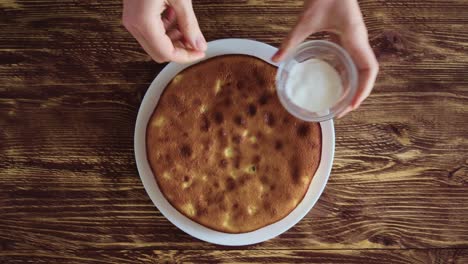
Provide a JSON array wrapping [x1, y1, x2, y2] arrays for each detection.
[[146, 55, 322, 233]]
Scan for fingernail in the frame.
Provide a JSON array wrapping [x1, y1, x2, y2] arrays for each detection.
[[195, 35, 207, 51]]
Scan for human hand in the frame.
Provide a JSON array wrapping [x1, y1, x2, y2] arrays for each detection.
[[123, 0, 207, 63], [272, 0, 379, 117]]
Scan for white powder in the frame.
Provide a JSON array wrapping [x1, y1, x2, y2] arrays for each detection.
[[286, 59, 343, 113]]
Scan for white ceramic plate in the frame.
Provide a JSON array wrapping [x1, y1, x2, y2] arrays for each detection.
[[134, 39, 334, 246]]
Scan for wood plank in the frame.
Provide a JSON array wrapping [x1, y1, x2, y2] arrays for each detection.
[[1, 0, 467, 256], [0, 82, 466, 250], [0, 0, 467, 85], [0, 249, 467, 264]]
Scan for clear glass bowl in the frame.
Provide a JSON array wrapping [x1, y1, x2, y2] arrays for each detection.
[[276, 40, 358, 122]]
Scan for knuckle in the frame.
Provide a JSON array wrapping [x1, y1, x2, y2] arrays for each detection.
[[178, 19, 192, 31]]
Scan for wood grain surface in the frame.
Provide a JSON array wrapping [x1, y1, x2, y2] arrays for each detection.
[[1, 0, 467, 263]]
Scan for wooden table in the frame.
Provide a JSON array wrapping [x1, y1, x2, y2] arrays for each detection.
[[1, 0, 467, 263]]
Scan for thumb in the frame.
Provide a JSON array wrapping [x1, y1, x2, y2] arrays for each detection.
[[170, 0, 207, 51], [272, 14, 319, 62]]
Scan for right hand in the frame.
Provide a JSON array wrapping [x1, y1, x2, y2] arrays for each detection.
[[272, 0, 379, 117], [122, 0, 207, 63]]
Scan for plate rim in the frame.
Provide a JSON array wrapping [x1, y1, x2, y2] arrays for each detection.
[[134, 38, 335, 246]]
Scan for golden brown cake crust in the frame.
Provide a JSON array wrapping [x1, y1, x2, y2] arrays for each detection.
[[146, 55, 322, 233]]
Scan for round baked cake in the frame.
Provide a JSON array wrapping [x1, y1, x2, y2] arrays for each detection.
[[146, 55, 322, 233]]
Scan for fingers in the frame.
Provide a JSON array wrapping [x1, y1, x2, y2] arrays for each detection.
[[336, 105, 353, 119], [123, 0, 169, 62], [123, 0, 205, 63], [139, 21, 204, 63], [169, 0, 207, 51], [341, 22, 379, 112], [269, 0, 378, 118], [167, 29, 183, 42], [172, 46, 206, 62], [272, 14, 319, 62], [162, 7, 177, 29]]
